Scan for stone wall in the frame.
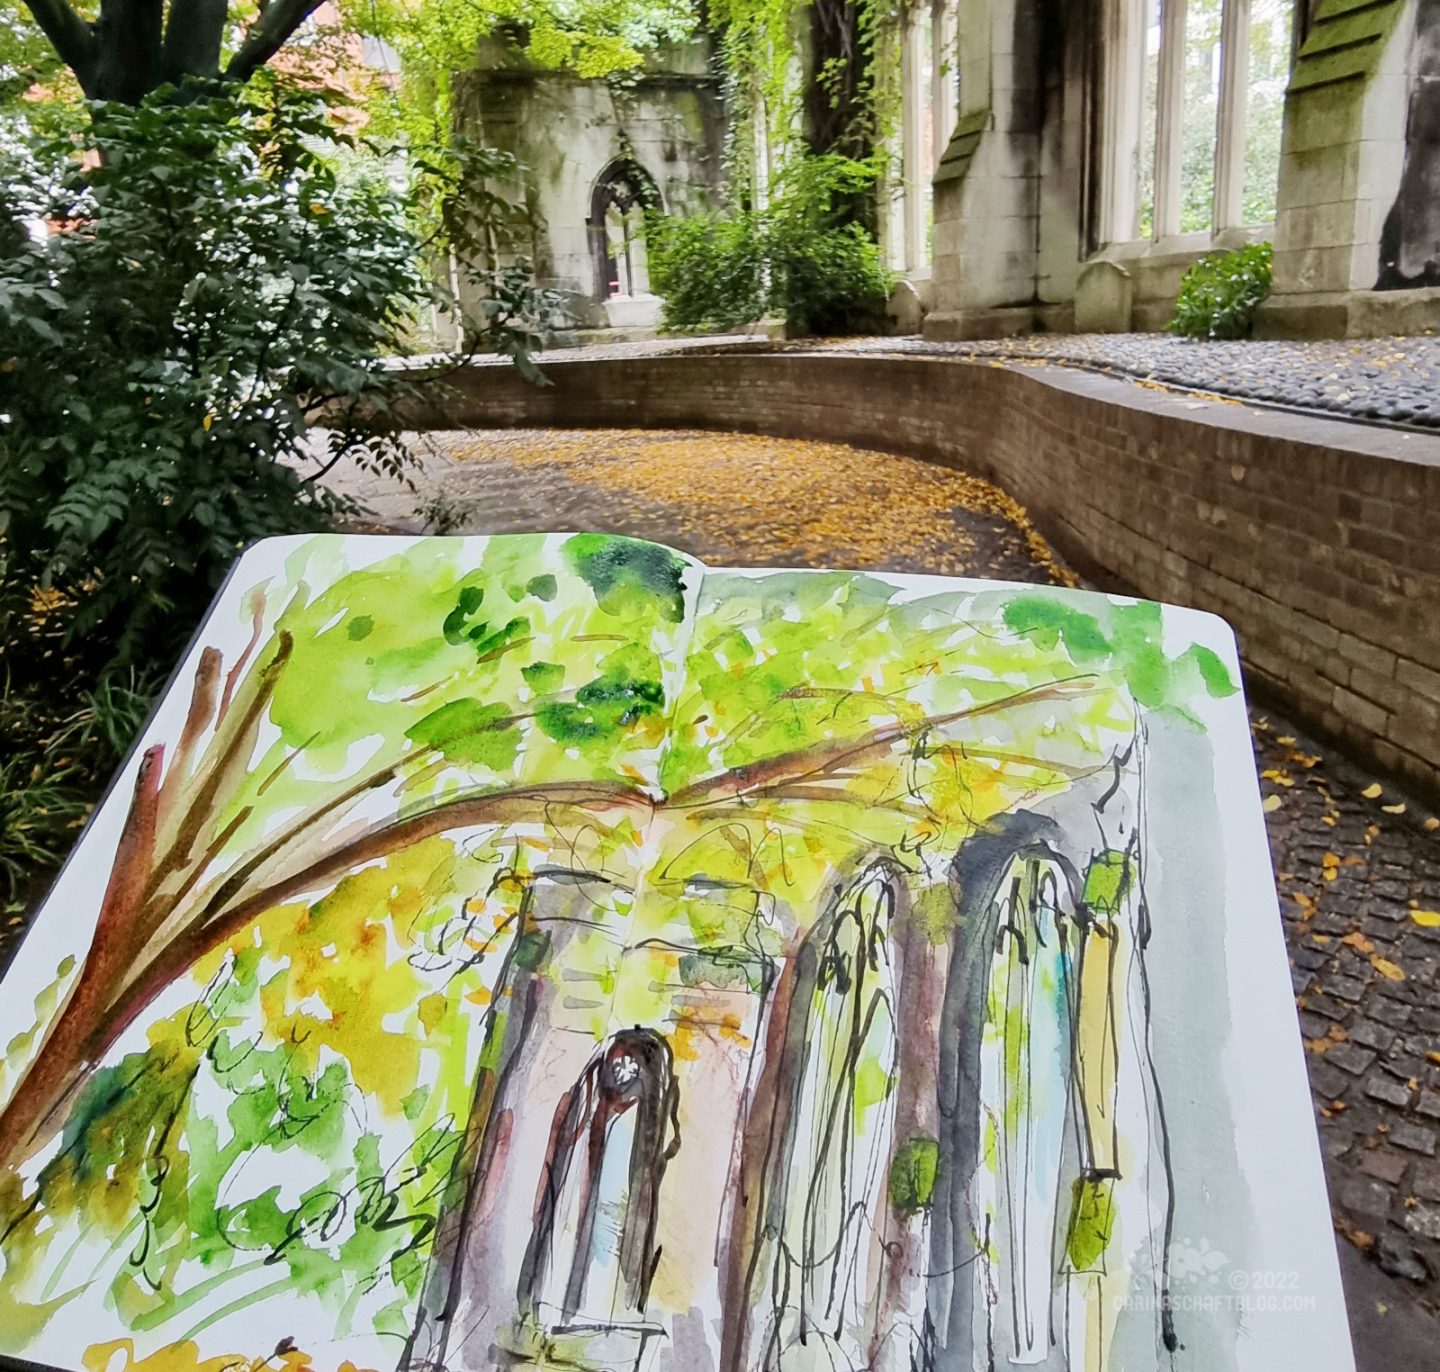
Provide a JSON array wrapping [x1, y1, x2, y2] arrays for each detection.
[[455, 38, 725, 330], [413, 351, 1440, 800]]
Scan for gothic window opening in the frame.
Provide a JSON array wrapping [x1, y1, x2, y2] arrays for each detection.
[[1106, 0, 1294, 243], [518, 1029, 680, 1329], [589, 162, 660, 301], [754, 865, 901, 1370]]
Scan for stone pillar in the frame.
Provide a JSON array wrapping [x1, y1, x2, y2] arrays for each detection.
[[1257, 0, 1428, 337], [902, 7, 929, 275], [925, 0, 1090, 339]]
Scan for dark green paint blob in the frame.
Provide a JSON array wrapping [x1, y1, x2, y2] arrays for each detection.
[[526, 574, 558, 602], [565, 533, 689, 623], [889, 1136, 940, 1216], [522, 660, 565, 693], [346, 615, 374, 641], [537, 644, 665, 746], [442, 584, 486, 645]]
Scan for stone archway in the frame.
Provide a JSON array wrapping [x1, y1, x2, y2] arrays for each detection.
[[588, 159, 662, 302]]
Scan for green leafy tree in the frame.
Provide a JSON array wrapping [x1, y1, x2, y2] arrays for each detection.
[[0, 82, 560, 661]]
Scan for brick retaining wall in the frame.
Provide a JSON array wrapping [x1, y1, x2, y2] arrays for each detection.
[[410, 352, 1440, 801]]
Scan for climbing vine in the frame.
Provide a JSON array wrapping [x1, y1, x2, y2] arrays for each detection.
[[344, 0, 698, 147], [709, 0, 906, 205]]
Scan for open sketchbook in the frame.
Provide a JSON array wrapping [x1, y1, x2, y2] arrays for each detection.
[[0, 533, 1351, 1372]]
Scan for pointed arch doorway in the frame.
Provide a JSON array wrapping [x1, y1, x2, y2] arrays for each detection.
[[742, 863, 904, 1372]]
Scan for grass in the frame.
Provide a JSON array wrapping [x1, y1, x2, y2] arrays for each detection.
[[0, 576, 157, 920]]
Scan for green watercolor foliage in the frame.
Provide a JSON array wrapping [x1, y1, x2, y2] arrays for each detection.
[[1066, 1176, 1117, 1272], [0, 536, 1242, 1354], [1001, 595, 1238, 721], [888, 1136, 940, 1217], [1083, 852, 1133, 918]]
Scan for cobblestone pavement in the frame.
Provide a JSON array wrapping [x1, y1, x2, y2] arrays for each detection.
[[451, 330, 1440, 432], [1254, 715, 1440, 1309]]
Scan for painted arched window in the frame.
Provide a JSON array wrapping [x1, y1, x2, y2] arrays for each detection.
[[754, 864, 901, 1371], [588, 161, 660, 300], [518, 1028, 680, 1327]]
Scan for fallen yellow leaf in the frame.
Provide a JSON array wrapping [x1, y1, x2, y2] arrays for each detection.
[[1262, 794, 1283, 812], [1410, 911, 1440, 928], [1341, 932, 1376, 954], [1371, 957, 1405, 982], [1383, 803, 1407, 815], [1362, 782, 1383, 799]]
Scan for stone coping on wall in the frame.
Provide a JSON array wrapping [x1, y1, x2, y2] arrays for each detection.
[[398, 349, 1440, 803]]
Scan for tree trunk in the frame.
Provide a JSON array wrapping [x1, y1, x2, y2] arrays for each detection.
[[19, 0, 330, 105]]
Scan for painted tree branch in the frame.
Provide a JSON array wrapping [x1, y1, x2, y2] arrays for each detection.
[[0, 671, 1103, 1174]]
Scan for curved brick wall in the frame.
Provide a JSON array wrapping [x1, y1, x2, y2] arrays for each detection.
[[411, 351, 1440, 801]]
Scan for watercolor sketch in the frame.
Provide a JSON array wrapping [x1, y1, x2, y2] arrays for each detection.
[[0, 533, 1350, 1372]]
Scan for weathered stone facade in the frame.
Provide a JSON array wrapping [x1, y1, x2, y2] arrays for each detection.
[[872, 0, 1440, 339], [454, 36, 725, 333]]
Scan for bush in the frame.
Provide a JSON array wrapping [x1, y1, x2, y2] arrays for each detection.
[[648, 151, 892, 337], [0, 82, 557, 666], [1168, 242, 1273, 340], [646, 211, 767, 332]]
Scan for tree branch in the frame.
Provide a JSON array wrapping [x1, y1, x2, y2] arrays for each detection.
[[19, 0, 98, 92], [225, 0, 326, 83], [161, 0, 227, 82]]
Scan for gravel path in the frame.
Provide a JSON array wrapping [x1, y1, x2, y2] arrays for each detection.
[[447, 330, 1440, 433], [803, 334, 1440, 431]]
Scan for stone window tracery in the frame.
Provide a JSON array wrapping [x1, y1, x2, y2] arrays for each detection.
[[1104, 0, 1294, 244], [589, 161, 660, 300]]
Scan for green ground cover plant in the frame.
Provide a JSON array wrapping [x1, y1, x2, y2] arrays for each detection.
[[1169, 242, 1273, 340], [648, 151, 892, 336]]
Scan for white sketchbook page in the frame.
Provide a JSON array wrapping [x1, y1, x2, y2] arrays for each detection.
[[699, 563, 1354, 1372], [0, 531, 707, 1369]]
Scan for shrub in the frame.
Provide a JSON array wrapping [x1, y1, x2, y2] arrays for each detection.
[[1168, 242, 1273, 340], [0, 82, 556, 666], [648, 151, 892, 337], [647, 211, 767, 332]]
